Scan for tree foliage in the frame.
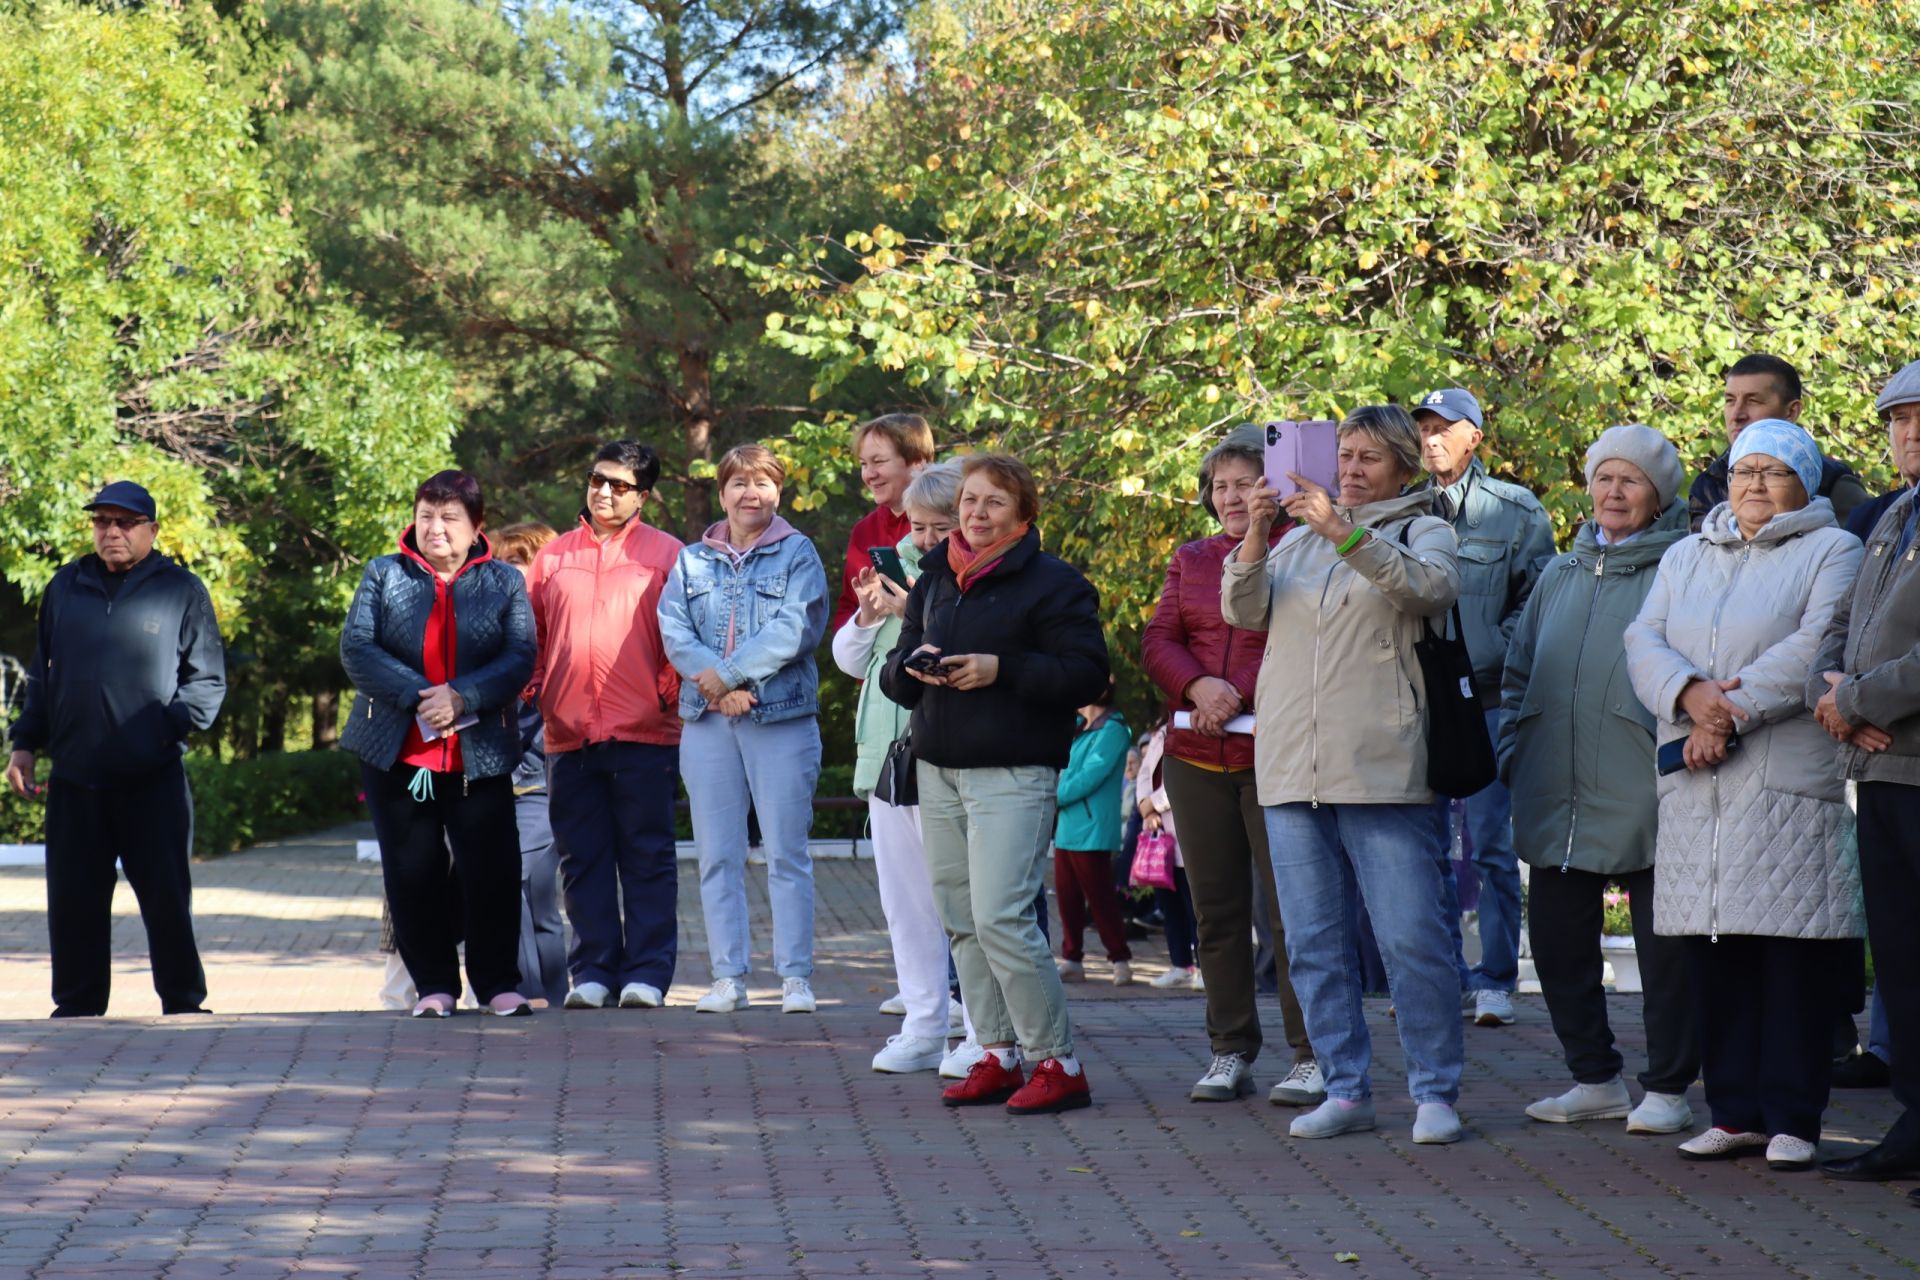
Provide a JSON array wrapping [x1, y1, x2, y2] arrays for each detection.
[[748, 0, 1920, 687], [267, 0, 904, 533], [0, 4, 457, 751]]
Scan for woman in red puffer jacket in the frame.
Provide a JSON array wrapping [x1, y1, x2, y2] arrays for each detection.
[[1141, 423, 1319, 1108]]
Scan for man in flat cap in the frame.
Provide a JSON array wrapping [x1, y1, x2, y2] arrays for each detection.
[[5, 481, 226, 1016]]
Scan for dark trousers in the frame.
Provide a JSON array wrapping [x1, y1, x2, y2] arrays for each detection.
[[548, 742, 679, 992], [44, 763, 206, 1016], [1054, 848, 1132, 962], [1528, 865, 1698, 1094], [1156, 866, 1197, 969], [515, 791, 568, 1004], [362, 763, 522, 1003], [1687, 934, 1853, 1142], [1856, 782, 1920, 1155], [1162, 757, 1311, 1063]]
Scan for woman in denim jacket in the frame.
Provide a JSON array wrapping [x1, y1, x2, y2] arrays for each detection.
[[659, 444, 830, 1015]]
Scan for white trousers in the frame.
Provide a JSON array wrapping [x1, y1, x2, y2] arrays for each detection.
[[870, 796, 967, 1042]]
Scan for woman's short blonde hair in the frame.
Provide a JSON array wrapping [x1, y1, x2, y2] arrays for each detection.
[[492, 521, 558, 567], [902, 460, 962, 520], [716, 443, 786, 490], [1340, 404, 1423, 480], [852, 413, 936, 465]]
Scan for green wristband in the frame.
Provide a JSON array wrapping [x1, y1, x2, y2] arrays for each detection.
[[1336, 526, 1369, 556]]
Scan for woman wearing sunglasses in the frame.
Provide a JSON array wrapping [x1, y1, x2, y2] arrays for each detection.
[[525, 441, 688, 1011]]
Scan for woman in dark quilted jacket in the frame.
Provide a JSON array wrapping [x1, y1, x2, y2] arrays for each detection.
[[340, 471, 537, 1019], [1140, 423, 1318, 1108]]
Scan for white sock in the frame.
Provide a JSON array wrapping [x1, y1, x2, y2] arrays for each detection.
[[989, 1047, 1019, 1069], [1054, 1055, 1082, 1076]]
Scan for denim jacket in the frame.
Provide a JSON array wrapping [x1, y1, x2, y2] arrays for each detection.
[[658, 516, 829, 724]]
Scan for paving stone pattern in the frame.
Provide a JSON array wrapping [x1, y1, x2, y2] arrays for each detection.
[[0, 827, 1913, 1277]]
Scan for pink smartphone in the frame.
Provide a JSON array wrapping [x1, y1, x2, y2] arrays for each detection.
[[1263, 420, 1341, 498]]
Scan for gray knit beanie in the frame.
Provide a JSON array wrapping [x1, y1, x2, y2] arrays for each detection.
[[1584, 423, 1685, 509]]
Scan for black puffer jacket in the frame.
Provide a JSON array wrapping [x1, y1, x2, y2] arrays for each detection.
[[338, 532, 535, 781], [879, 528, 1110, 770], [10, 552, 226, 784]]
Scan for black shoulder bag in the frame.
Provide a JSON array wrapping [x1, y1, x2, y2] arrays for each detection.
[[873, 593, 929, 806], [1393, 520, 1497, 799]]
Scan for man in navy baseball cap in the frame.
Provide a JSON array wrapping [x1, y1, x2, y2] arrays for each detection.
[[5, 477, 224, 1016], [1410, 386, 1553, 1035]]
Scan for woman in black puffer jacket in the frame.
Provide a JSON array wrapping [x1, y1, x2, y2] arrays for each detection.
[[880, 454, 1111, 1115], [340, 470, 536, 1019]]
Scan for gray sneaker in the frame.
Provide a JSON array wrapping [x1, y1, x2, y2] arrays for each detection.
[[1190, 1052, 1254, 1102], [1268, 1059, 1327, 1106]]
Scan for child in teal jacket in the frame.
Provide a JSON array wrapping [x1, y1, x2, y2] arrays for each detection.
[[1053, 684, 1135, 983]]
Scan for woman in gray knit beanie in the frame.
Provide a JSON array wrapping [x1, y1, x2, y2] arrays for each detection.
[[1501, 422, 1702, 1134]]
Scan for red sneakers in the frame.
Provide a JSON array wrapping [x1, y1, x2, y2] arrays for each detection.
[[1006, 1058, 1092, 1115], [942, 1054, 1025, 1107]]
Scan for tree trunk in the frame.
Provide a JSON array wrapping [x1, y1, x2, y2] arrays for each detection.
[[259, 693, 288, 755], [680, 344, 713, 531], [311, 689, 340, 749]]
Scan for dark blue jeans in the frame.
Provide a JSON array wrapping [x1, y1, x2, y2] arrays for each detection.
[[514, 790, 568, 1004], [549, 742, 680, 993]]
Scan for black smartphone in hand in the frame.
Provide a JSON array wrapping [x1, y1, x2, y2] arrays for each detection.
[[1657, 734, 1741, 776], [867, 546, 909, 590], [903, 649, 947, 676]]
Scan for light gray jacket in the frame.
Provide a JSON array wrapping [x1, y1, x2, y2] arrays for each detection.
[[1623, 500, 1864, 940], [1222, 491, 1459, 807]]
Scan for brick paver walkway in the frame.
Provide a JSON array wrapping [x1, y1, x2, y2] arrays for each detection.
[[0, 827, 1914, 1278]]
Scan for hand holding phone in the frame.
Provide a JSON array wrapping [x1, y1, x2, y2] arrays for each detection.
[[867, 546, 910, 590], [1263, 420, 1341, 499], [903, 646, 948, 681]]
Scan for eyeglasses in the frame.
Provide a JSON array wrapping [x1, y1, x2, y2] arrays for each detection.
[[90, 515, 151, 531], [1729, 465, 1800, 487], [586, 470, 641, 497]]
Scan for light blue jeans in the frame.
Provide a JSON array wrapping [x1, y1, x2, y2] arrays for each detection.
[[681, 713, 821, 980], [1265, 801, 1464, 1105]]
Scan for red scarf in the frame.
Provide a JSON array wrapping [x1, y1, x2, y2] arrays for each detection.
[[946, 523, 1031, 592]]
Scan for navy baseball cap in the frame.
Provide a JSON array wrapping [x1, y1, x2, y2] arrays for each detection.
[[83, 480, 157, 521], [1413, 388, 1485, 430]]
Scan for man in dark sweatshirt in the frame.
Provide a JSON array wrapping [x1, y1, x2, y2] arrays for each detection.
[[1689, 353, 1868, 531], [5, 481, 226, 1017]]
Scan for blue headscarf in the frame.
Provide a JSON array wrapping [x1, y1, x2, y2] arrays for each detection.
[[1730, 418, 1822, 498]]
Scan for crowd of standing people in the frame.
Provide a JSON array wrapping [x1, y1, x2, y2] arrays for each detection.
[[12, 353, 1920, 1193]]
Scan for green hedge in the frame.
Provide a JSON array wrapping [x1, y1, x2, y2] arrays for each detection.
[[0, 750, 364, 858]]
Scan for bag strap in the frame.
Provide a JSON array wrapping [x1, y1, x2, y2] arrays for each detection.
[[1386, 516, 1465, 642]]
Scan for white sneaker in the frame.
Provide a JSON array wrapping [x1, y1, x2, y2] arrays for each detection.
[[1269, 1059, 1327, 1106], [1190, 1052, 1255, 1102], [1677, 1127, 1768, 1161], [878, 991, 907, 1016], [1413, 1102, 1463, 1145], [1471, 990, 1516, 1026], [1526, 1077, 1632, 1124], [1056, 959, 1085, 982], [1189, 966, 1205, 991], [948, 997, 966, 1034], [871, 1033, 946, 1074], [563, 981, 610, 1010], [1767, 1134, 1817, 1170], [618, 982, 663, 1009], [1112, 961, 1134, 986], [939, 1037, 987, 1079], [1150, 966, 1193, 989], [1289, 1098, 1375, 1139], [780, 977, 816, 1014], [1625, 1091, 1693, 1134], [694, 978, 748, 1013]]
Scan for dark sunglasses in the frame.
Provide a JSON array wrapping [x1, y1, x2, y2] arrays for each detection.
[[90, 515, 152, 531], [586, 470, 641, 497]]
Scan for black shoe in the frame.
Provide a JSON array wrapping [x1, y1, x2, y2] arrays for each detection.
[[1832, 1050, 1892, 1089], [1822, 1141, 1920, 1181], [1908, 1186, 1920, 1208]]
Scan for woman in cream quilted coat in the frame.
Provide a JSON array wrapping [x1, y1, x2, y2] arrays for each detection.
[[1624, 419, 1865, 1171]]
